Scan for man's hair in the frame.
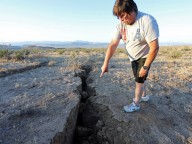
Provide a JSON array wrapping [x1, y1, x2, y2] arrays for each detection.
[[113, 0, 138, 17]]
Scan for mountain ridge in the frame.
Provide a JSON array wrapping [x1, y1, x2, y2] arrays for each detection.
[[1, 40, 192, 49]]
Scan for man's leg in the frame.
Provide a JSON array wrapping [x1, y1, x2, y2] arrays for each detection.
[[142, 81, 146, 97], [124, 58, 148, 112], [134, 82, 144, 105], [134, 58, 149, 102], [124, 82, 142, 112], [124, 81, 144, 112]]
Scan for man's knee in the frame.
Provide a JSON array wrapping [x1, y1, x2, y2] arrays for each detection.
[[135, 76, 146, 83]]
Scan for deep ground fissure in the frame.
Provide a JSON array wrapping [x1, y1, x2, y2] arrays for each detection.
[[74, 65, 110, 144]]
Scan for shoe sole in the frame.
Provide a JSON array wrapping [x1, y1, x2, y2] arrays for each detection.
[[123, 106, 140, 113]]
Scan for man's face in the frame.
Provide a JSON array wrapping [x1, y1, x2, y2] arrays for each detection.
[[118, 11, 136, 25]]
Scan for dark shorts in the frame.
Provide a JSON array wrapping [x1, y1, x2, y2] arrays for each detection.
[[131, 58, 150, 83]]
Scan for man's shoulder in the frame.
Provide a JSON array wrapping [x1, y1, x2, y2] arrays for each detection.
[[137, 11, 157, 23]]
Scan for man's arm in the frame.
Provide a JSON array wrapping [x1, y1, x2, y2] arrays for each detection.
[[139, 38, 159, 77], [100, 38, 120, 77]]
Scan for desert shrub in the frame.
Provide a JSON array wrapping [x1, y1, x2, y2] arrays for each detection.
[[20, 49, 30, 58], [160, 49, 169, 55], [170, 51, 182, 59], [0, 49, 9, 59], [116, 48, 126, 54], [80, 48, 92, 54], [57, 49, 65, 55], [0, 49, 30, 61], [93, 48, 107, 53], [30, 49, 41, 54], [182, 46, 191, 51], [48, 60, 56, 67], [13, 50, 30, 60], [14, 51, 25, 60], [67, 51, 80, 69]]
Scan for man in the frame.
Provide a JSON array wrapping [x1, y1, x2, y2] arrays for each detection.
[[100, 0, 159, 112]]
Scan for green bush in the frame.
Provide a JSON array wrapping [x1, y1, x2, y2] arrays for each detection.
[[23, 49, 30, 56], [13, 50, 30, 60], [15, 51, 24, 60], [0, 49, 9, 58]]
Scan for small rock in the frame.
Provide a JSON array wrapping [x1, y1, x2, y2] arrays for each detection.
[[97, 131, 103, 142], [117, 127, 122, 132], [88, 135, 94, 142], [81, 91, 89, 100], [95, 120, 104, 130], [188, 136, 192, 144]]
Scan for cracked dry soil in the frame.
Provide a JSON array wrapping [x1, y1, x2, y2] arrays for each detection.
[[74, 47, 192, 144], [75, 65, 192, 144], [0, 46, 192, 144]]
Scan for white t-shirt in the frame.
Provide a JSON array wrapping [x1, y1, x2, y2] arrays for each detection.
[[113, 11, 159, 61]]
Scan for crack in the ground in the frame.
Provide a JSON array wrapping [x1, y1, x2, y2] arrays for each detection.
[[0, 61, 49, 77], [74, 64, 110, 144]]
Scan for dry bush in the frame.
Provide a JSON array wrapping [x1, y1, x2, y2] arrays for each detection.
[[48, 60, 56, 67], [0, 49, 31, 62], [181, 46, 191, 51], [170, 51, 183, 59], [158, 45, 192, 61]]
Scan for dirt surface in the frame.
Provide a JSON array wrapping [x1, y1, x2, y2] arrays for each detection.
[[0, 56, 82, 144], [82, 58, 192, 144], [0, 47, 192, 144], [75, 47, 192, 144]]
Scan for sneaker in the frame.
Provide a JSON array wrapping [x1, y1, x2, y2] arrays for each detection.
[[124, 102, 140, 113], [133, 95, 150, 102]]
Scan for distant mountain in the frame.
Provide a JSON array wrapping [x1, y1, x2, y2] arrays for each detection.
[[3, 41, 126, 48], [1, 41, 191, 50], [160, 42, 192, 46], [5, 41, 111, 48], [0, 44, 21, 50]]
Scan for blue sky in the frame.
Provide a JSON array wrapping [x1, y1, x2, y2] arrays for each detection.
[[0, 0, 192, 43]]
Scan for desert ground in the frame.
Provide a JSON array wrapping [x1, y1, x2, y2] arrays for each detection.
[[0, 46, 192, 144]]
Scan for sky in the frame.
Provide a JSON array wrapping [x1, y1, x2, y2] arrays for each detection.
[[0, 0, 192, 44]]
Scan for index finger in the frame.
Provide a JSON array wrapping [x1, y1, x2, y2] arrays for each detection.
[[100, 72, 104, 78]]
